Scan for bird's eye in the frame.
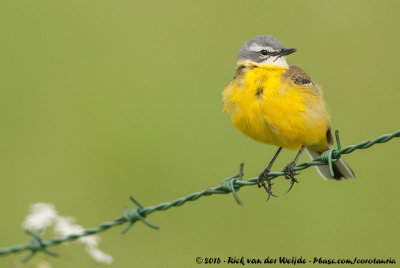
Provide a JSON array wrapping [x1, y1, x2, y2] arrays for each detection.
[[260, 50, 269, 56]]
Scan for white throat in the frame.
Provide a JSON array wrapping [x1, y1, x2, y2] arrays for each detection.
[[259, 56, 288, 67]]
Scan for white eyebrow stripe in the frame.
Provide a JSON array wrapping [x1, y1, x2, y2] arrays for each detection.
[[248, 44, 275, 52]]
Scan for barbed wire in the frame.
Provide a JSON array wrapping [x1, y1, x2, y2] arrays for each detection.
[[0, 129, 399, 260]]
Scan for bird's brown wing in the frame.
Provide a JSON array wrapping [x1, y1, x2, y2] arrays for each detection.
[[285, 66, 356, 179], [283, 64, 321, 94]]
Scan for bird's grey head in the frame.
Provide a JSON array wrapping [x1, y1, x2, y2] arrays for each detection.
[[237, 35, 296, 67]]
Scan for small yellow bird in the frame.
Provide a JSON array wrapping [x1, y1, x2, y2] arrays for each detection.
[[223, 35, 354, 197]]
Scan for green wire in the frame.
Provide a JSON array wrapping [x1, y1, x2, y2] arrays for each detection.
[[0, 129, 399, 259]]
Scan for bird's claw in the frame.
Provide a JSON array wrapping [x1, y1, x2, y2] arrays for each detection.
[[257, 168, 270, 188], [283, 161, 299, 179], [257, 170, 278, 200], [283, 161, 300, 194]]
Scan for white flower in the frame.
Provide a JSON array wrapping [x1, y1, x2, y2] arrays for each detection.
[[22, 203, 113, 264], [54, 217, 100, 247], [54, 216, 113, 264], [79, 235, 101, 248], [22, 203, 58, 231], [54, 217, 84, 236], [85, 247, 114, 264]]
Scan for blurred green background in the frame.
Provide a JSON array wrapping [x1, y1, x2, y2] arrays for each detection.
[[1, 0, 399, 267]]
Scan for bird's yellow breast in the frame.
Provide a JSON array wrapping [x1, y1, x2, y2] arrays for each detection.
[[223, 65, 329, 151]]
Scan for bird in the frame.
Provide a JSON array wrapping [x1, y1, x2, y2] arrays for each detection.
[[222, 35, 355, 198]]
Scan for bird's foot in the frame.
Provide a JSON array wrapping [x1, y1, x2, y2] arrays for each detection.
[[283, 161, 300, 194], [257, 169, 278, 200]]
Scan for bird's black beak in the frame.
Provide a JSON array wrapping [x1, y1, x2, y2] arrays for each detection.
[[279, 48, 296, 56]]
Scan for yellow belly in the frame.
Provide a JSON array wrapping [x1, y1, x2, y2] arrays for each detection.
[[223, 66, 329, 151]]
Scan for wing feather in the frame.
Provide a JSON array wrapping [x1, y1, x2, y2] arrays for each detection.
[[283, 64, 320, 94]]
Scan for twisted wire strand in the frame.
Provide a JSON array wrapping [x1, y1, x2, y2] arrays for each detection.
[[0, 129, 398, 258]]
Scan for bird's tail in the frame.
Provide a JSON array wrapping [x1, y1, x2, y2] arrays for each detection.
[[305, 147, 355, 180]]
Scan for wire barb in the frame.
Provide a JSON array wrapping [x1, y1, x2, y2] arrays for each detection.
[[318, 130, 343, 177], [335, 130, 342, 151], [221, 163, 244, 206], [23, 230, 58, 262], [121, 196, 159, 234], [0, 129, 398, 260]]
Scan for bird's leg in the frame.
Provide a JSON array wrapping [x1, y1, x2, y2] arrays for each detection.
[[283, 145, 305, 194], [257, 147, 282, 198]]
